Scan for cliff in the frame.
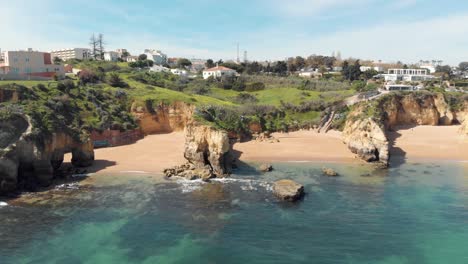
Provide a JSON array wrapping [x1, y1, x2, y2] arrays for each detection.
[[183, 124, 232, 177], [343, 92, 467, 166], [131, 101, 194, 135], [0, 114, 94, 195], [342, 114, 389, 167]]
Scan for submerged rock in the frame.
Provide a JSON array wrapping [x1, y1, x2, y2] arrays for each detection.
[[322, 167, 338, 177], [273, 179, 304, 202], [259, 164, 273, 172]]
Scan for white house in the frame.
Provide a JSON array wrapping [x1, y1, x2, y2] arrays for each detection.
[[144, 49, 167, 65], [202, 66, 237, 79], [360, 66, 384, 72], [104, 51, 120, 62], [382, 69, 434, 82], [385, 84, 424, 91], [170, 68, 188, 76], [298, 70, 322, 78], [149, 65, 170, 73], [126, 56, 138, 62]]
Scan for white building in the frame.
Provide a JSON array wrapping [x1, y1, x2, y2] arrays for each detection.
[[104, 51, 120, 62], [170, 69, 188, 76], [149, 65, 170, 73], [382, 69, 434, 82], [298, 70, 322, 78], [202, 66, 237, 79], [50, 48, 91, 61], [385, 84, 424, 91], [0, 49, 64, 79], [126, 56, 138, 62], [144, 49, 167, 65], [360, 66, 384, 72]]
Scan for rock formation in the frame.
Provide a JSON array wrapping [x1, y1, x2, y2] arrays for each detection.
[[183, 124, 232, 177], [259, 164, 273, 172], [342, 92, 467, 166], [273, 179, 305, 202], [343, 115, 389, 166], [322, 167, 339, 177], [0, 114, 94, 195]]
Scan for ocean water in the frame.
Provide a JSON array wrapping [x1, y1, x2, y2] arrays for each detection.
[[1, 162, 467, 264]]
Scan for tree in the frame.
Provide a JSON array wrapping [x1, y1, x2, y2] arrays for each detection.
[[78, 69, 99, 85], [108, 72, 128, 88], [363, 69, 379, 80], [206, 59, 215, 68], [53, 56, 63, 65], [273, 61, 288, 75], [121, 51, 130, 58], [295, 56, 306, 70], [138, 54, 148, 61], [89, 34, 98, 60], [287, 57, 297, 72], [459, 62, 468, 72], [97, 33, 105, 60], [342, 60, 362, 81], [177, 58, 192, 69]]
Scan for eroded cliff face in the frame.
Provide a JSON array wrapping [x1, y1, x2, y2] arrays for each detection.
[[131, 101, 194, 135], [343, 92, 466, 166], [0, 114, 94, 195], [342, 113, 389, 167], [183, 124, 232, 177], [382, 93, 455, 129]]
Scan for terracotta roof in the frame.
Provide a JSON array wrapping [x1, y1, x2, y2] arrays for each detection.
[[204, 66, 235, 72]]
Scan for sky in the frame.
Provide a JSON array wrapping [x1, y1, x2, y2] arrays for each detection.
[[2, 0, 468, 65]]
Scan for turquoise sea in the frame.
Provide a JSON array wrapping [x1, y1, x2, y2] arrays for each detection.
[[1, 162, 467, 264]]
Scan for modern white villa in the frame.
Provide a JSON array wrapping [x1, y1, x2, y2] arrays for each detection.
[[382, 68, 434, 82], [202, 66, 237, 79], [384, 84, 423, 91]]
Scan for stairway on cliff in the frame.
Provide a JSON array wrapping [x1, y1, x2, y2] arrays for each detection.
[[318, 111, 335, 133]]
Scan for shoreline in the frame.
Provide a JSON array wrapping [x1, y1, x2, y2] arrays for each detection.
[[62, 127, 467, 176]]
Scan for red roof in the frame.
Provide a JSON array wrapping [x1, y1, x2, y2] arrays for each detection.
[[204, 66, 235, 72]]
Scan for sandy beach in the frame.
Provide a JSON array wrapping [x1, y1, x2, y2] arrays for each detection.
[[388, 125, 468, 162], [65, 126, 468, 175], [234, 130, 356, 163], [65, 132, 186, 175]]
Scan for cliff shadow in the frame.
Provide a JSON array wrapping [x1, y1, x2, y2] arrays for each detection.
[[386, 125, 414, 167], [230, 149, 263, 177], [61, 159, 117, 174]]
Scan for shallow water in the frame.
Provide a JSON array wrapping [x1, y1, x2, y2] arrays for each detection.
[[1, 162, 467, 264]]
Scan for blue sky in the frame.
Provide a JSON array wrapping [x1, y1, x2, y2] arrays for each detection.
[[3, 0, 468, 65]]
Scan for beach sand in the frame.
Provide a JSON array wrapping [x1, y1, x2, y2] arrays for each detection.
[[234, 130, 356, 163], [65, 126, 468, 176], [64, 132, 186, 175], [388, 125, 468, 162]]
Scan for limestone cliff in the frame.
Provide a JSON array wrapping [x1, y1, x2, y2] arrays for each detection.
[[183, 124, 232, 177], [131, 101, 194, 135], [343, 112, 389, 166], [0, 114, 94, 195], [343, 92, 466, 166]]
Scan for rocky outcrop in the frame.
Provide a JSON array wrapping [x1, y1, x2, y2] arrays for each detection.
[[131, 101, 194, 135], [322, 167, 339, 177], [273, 179, 305, 202], [259, 164, 273, 172], [183, 124, 232, 177], [343, 116, 389, 166], [342, 92, 467, 166], [0, 114, 94, 195]]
